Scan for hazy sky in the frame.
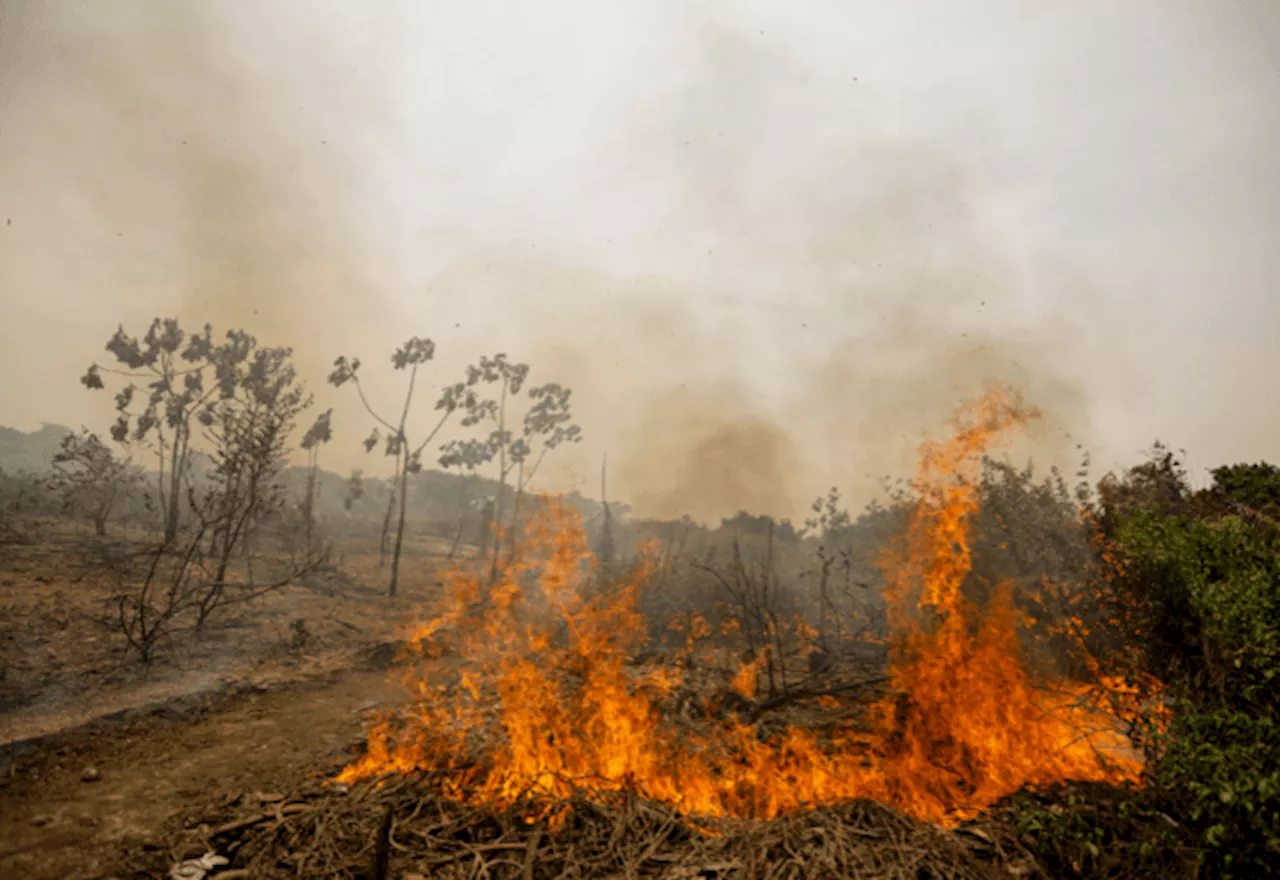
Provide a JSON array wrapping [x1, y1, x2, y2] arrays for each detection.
[[1, 1, 1277, 522]]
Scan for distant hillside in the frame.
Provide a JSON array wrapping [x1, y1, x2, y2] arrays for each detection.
[[276, 464, 626, 531], [0, 423, 625, 528], [0, 423, 74, 473], [0, 424, 835, 564]]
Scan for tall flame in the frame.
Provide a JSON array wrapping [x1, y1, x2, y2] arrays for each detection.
[[338, 386, 1139, 825]]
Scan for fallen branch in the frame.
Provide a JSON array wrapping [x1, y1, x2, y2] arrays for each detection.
[[747, 675, 892, 723]]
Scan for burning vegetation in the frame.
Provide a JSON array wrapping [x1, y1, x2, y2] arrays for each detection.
[[336, 387, 1139, 828], [7, 363, 1279, 878]]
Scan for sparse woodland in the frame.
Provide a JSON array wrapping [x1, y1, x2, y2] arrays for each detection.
[[1, 319, 1278, 878]]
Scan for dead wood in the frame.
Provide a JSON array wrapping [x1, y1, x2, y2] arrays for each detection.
[[159, 774, 1047, 880]]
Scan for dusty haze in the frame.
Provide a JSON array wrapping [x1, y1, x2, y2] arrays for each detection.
[[2, 1, 1278, 523]]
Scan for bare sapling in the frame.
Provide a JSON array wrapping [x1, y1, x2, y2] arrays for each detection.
[[443, 354, 581, 584], [329, 338, 484, 597], [695, 526, 793, 700], [802, 486, 853, 651], [81, 319, 266, 543], [192, 340, 316, 628]]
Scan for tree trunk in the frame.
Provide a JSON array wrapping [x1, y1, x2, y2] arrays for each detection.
[[487, 382, 509, 586], [388, 456, 409, 598], [447, 474, 472, 560], [488, 473, 507, 585], [379, 479, 397, 568], [164, 428, 186, 544], [818, 554, 831, 646], [477, 497, 495, 557], [156, 448, 171, 544], [597, 454, 614, 567], [303, 461, 317, 554], [506, 462, 525, 567]]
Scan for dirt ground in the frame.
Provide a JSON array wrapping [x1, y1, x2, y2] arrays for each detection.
[[0, 525, 455, 738], [0, 522, 461, 878], [0, 667, 405, 879]]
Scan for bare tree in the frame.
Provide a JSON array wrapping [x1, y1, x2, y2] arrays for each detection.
[[506, 383, 582, 564], [695, 527, 794, 700], [81, 319, 262, 542], [445, 354, 582, 582], [49, 429, 143, 536], [446, 354, 524, 580], [328, 338, 482, 597], [802, 487, 854, 649], [112, 525, 208, 664], [194, 343, 313, 623], [111, 516, 324, 663]]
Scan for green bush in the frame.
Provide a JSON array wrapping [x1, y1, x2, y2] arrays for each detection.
[[1111, 503, 1280, 875], [1210, 462, 1280, 519], [997, 781, 1198, 879], [1114, 512, 1280, 714]]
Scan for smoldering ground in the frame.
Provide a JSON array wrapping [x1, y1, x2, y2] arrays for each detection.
[[9, 3, 1270, 523]]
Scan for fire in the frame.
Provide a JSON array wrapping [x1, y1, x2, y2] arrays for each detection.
[[338, 386, 1140, 826]]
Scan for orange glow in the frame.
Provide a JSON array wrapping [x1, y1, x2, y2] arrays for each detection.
[[337, 386, 1140, 826]]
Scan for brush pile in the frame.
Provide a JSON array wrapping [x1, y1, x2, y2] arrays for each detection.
[[160, 773, 1044, 879]]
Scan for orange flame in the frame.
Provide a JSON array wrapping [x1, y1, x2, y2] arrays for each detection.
[[338, 386, 1140, 826]]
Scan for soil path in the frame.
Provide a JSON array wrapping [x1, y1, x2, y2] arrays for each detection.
[[0, 669, 403, 879]]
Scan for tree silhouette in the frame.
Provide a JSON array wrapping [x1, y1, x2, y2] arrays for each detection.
[[329, 338, 484, 597], [439, 353, 582, 582], [82, 319, 295, 542], [49, 429, 142, 536]]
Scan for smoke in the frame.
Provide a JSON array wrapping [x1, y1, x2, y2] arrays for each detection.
[[0, 1, 395, 403], [522, 19, 1097, 522], [615, 384, 804, 524], [11, 4, 1267, 523]]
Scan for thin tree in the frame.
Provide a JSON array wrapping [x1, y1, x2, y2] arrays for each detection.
[[454, 354, 525, 580], [328, 339, 482, 597], [299, 408, 333, 554], [505, 382, 582, 566], [360, 430, 399, 568], [99, 336, 324, 654], [596, 453, 616, 567], [449, 354, 581, 582]]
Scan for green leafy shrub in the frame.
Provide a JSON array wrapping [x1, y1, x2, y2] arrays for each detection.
[[1108, 481, 1280, 875], [996, 781, 1198, 879], [1000, 452, 1280, 877]]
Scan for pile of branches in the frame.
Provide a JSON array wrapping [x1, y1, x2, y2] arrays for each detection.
[[148, 774, 1048, 880]]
